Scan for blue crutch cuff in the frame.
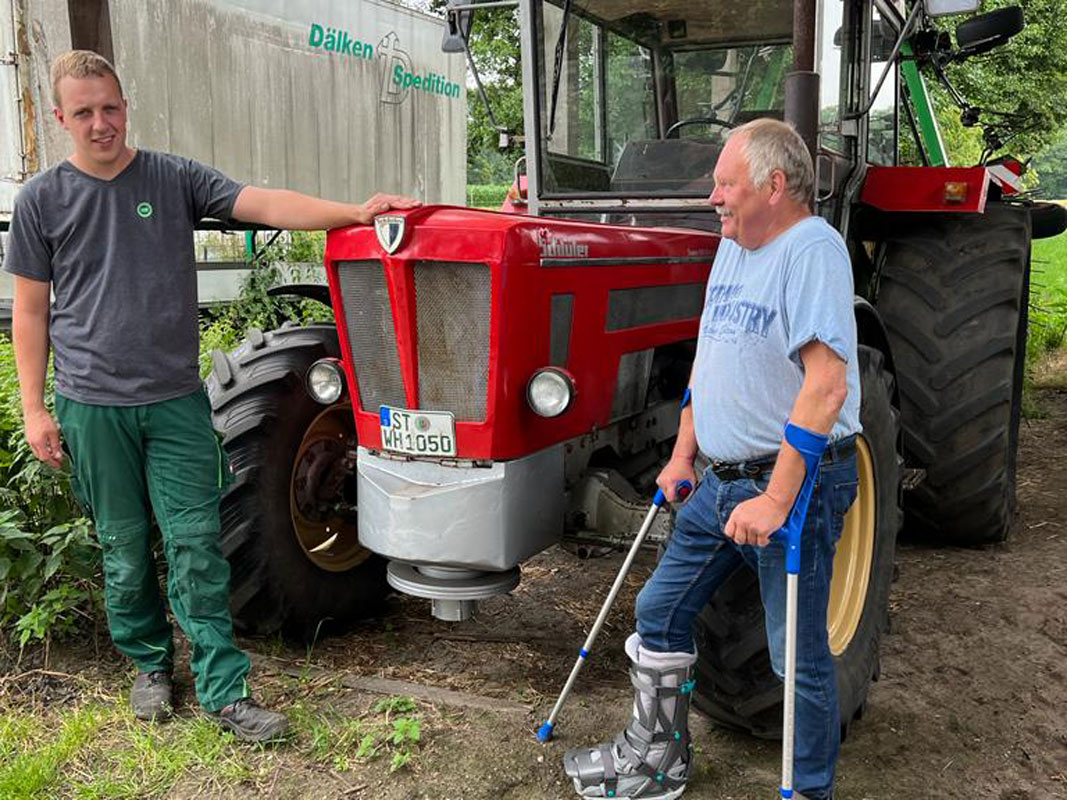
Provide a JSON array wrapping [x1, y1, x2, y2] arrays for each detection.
[[777, 423, 829, 574]]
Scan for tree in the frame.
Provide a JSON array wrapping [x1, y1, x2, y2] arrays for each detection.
[[1032, 129, 1067, 198], [937, 0, 1067, 160], [429, 0, 525, 183]]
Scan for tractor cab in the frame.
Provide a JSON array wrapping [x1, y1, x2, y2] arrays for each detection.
[[509, 0, 898, 233]]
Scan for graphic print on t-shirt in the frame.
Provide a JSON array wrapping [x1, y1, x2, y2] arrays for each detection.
[[700, 282, 778, 344]]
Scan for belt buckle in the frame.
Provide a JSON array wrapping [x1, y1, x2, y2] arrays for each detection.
[[710, 460, 735, 480], [741, 462, 763, 478]]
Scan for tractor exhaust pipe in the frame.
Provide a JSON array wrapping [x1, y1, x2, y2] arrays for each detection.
[[785, 0, 819, 167]]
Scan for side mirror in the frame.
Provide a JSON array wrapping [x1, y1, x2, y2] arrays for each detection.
[[442, 0, 474, 53], [923, 0, 981, 17], [955, 6, 1023, 56]]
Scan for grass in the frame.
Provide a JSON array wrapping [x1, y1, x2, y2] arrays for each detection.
[[1028, 232, 1067, 393], [0, 684, 425, 799], [0, 704, 260, 799]]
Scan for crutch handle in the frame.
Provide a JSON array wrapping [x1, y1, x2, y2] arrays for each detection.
[[653, 479, 693, 507]]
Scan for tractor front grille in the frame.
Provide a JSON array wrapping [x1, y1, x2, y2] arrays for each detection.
[[336, 260, 406, 411], [414, 261, 491, 421]]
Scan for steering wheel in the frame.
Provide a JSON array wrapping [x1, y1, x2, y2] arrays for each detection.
[[664, 117, 737, 139]]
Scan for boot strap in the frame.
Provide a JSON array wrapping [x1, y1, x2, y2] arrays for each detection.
[[629, 671, 689, 699], [600, 744, 618, 796]]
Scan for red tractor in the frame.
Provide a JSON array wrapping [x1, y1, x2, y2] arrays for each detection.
[[207, 0, 1065, 739]]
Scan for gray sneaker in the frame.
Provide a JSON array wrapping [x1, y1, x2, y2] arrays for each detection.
[[214, 698, 290, 743], [131, 671, 173, 721]]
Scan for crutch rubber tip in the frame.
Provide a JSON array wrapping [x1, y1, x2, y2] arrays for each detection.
[[536, 721, 554, 742]]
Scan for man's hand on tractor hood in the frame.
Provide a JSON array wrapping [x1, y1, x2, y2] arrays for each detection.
[[357, 193, 421, 224], [232, 187, 420, 231]]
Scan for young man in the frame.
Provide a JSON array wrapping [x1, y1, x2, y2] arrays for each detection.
[[563, 119, 861, 799], [4, 50, 419, 742]]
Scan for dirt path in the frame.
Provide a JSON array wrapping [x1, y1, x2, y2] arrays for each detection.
[[5, 390, 1066, 799]]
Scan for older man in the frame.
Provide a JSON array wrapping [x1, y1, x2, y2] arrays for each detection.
[[5, 50, 418, 742], [564, 119, 861, 800]]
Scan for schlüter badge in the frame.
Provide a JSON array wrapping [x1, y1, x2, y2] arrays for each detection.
[[375, 214, 407, 254]]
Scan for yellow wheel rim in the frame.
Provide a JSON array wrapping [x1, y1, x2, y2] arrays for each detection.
[[828, 436, 876, 656], [290, 404, 372, 572]]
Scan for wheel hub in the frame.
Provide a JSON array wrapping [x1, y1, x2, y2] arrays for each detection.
[[290, 404, 372, 572]]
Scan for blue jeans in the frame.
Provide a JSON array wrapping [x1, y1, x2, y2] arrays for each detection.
[[636, 446, 858, 800]]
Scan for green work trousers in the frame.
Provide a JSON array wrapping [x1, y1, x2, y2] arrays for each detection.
[[56, 387, 249, 712]]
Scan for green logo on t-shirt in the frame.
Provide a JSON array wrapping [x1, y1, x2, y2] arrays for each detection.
[[136, 202, 153, 219]]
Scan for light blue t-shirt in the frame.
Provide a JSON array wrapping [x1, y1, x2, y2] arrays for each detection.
[[692, 215, 861, 462]]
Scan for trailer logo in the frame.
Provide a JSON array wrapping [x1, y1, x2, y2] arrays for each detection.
[[309, 23, 373, 59], [537, 229, 588, 259], [378, 31, 461, 105], [375, 215, 407, 254]]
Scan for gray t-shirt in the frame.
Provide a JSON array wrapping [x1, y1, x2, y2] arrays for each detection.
[[692, 215, 862, 462], [2, 150, 243, 405]]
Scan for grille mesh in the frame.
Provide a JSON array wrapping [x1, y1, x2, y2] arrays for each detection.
[[415, 262, 491, 421], [336, 260, 406, 411]]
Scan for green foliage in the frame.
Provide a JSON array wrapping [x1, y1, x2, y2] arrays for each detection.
[[429, 0, 525, 183], [1029, 233, 1067, 361], [0, 336, 100, 648], [0, 512, 101, 649], [0, 337, 81, 532], [1032, 131, 1067, 199], [1024, 233, 1067, 412], [283, 230, 327, 264], [197, 234, 334, 377], [468, 149, 518, 185], [930, 84, 986, 167], [292, 695, 423, 774], [0, 705, 106, 799], [937, 0, 1067, 160], [467, 183, 510, 208], [0, 691, 428, 797], [0, 705, 259, 799]]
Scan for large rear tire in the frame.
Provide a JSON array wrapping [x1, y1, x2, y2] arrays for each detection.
[[690, 346, 901, 738], [206, 323, 387, 640], [875, 203, 1031, 544]]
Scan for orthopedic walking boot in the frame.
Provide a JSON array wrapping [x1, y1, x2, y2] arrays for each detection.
[[563, 633, 698, 799]]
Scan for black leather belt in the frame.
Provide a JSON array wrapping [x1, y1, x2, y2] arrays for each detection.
[[709, 435, 857, 482]]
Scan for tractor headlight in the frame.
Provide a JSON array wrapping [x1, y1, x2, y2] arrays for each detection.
[[527, 368, 575, 418], [306, 358, 346, 405]]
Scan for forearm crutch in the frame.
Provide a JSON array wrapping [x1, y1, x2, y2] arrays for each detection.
[[773, 423, 829, 799], [536, 478, 692, 743]]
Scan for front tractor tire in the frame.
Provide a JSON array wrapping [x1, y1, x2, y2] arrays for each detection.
[[690, 345, 901, 739], [207, 324, 387, 640], [876, 202, 1031, 544]]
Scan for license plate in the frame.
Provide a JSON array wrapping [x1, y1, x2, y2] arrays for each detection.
[[379, 406, 457, 457]]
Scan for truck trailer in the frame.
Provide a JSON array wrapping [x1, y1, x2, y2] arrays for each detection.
[[0, 0, 467, 321]]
